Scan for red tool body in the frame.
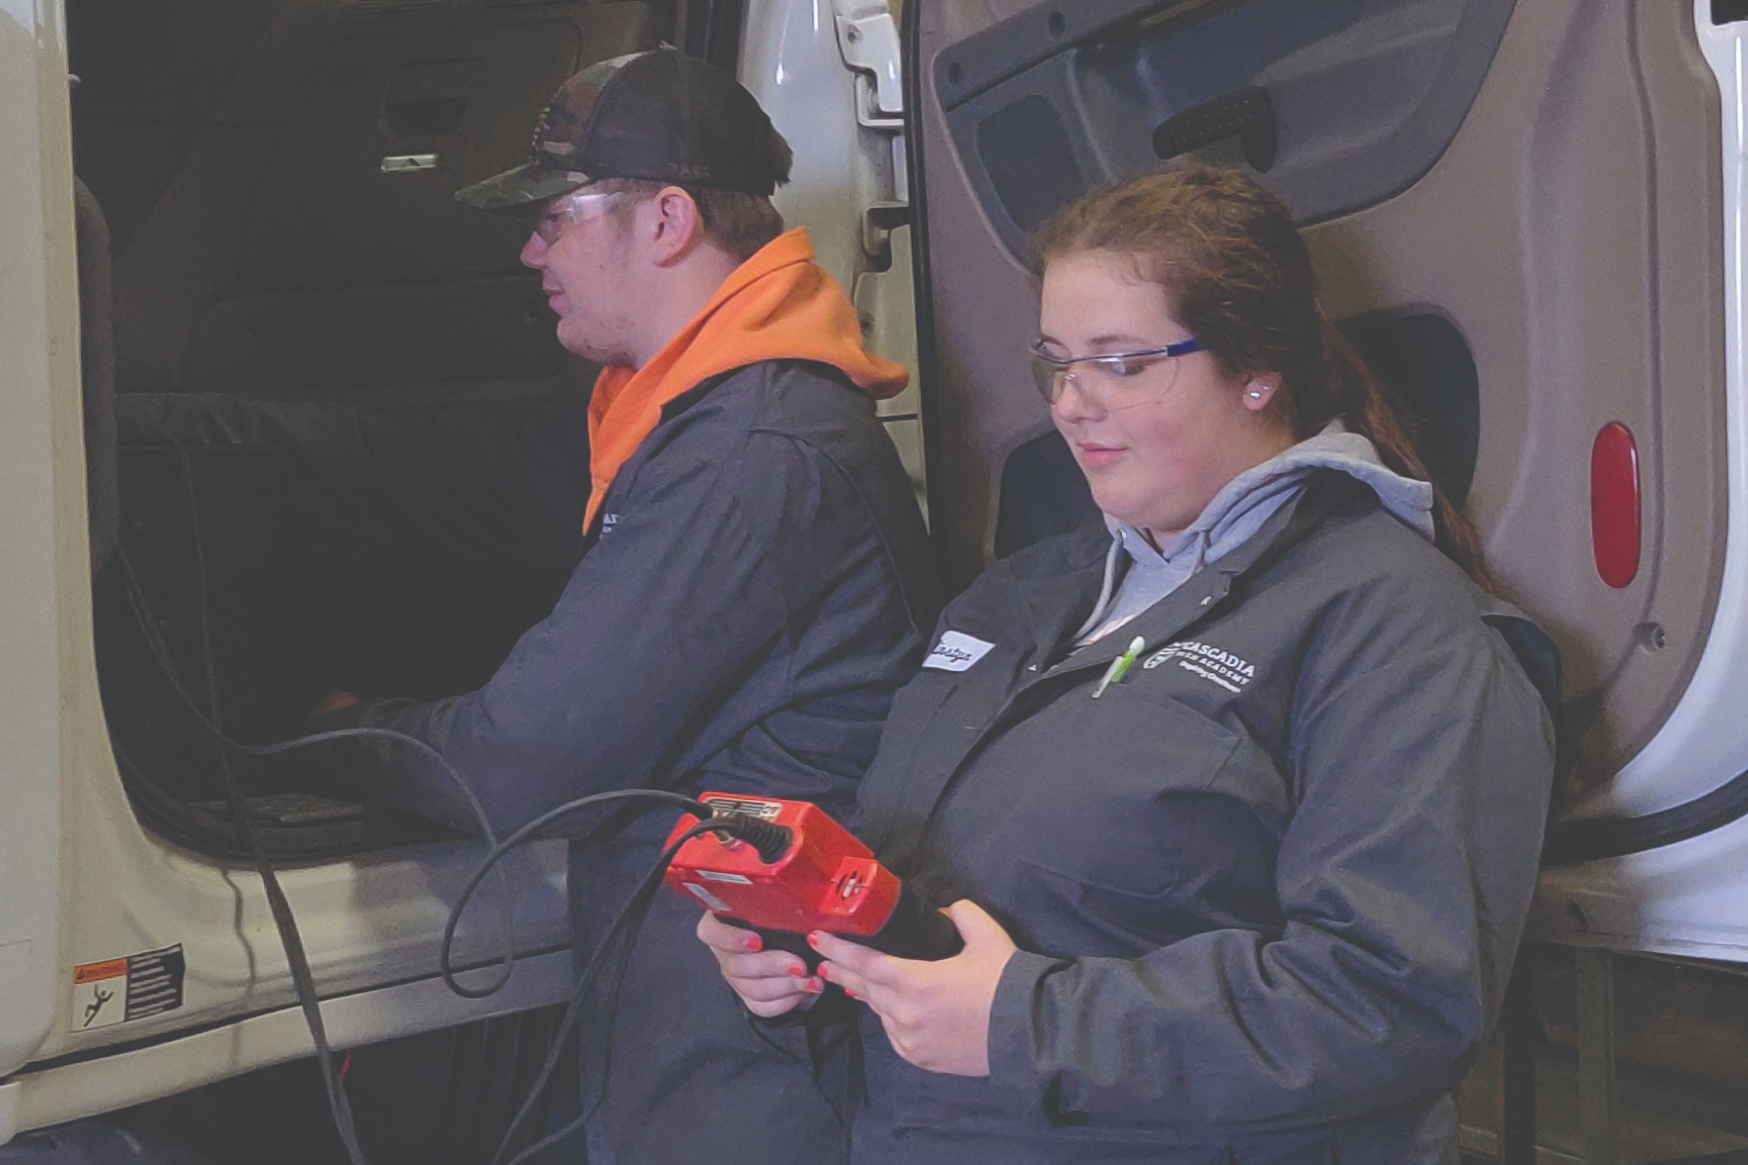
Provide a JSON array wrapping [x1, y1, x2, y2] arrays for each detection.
[[663, 793, 961, 960]]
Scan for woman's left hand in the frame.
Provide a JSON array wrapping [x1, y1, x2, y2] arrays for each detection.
[[810, 899, 1018, 1077]]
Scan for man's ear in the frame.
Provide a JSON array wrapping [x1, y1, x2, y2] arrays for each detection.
[[646, 186, 706, 266]]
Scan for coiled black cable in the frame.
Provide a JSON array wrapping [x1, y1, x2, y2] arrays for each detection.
[[117, 444, 794, 1164], [437, 797, 790, 1164]]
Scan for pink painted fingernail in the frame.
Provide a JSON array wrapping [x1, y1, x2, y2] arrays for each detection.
[[807, 932, 823, 948], [806, 977, 824, 993], [744, 934, 762, 952], [787, 963, 806, 978], [842, 987, 857, 1000]]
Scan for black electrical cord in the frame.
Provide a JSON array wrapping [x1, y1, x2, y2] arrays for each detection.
[[127, 547, 734, 1159], [441, 795, 791, 1164], [174, 446, 371, 1165], [120, 444, 789, 1164], [115, 446, 548, 1162], [487, 816, 731, 1165], [116, 540, 524, 983], [437, 787, 709, 996]]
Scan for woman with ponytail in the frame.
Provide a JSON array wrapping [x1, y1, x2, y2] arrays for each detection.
[[700, 165, 1556, 1165]]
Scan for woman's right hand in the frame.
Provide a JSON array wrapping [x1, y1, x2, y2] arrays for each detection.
[[695, 911, 824, 1018]]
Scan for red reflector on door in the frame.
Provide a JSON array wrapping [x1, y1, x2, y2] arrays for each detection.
[[1590, 422, 1641, 589]]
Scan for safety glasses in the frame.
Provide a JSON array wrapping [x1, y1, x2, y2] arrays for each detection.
[[532, 190, 627, 246], [1028, 337, 1205, 408]]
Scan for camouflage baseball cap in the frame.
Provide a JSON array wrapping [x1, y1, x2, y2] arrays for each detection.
[[455, 48, 792, 211]]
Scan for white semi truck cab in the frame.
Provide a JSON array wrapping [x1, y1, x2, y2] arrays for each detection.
[[4, 0, 1748, 1157]]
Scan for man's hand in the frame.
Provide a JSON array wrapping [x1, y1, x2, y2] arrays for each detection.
[[696, 911, 823, 1018], [812, 900, 1017, 1076], [309, 689, 361, 725]]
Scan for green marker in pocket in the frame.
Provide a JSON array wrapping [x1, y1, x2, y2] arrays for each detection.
[[1091, 636, 1147, 699]]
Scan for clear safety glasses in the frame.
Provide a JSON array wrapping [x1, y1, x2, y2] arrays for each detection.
[[532, 190, 627, 246], [1028, 337, 1205, 408]]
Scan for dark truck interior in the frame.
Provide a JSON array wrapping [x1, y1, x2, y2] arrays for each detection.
[[71, 0, 704, 858], [65, 3, 706, 1159]]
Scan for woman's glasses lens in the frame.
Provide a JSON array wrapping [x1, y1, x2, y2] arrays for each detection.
[[1029, 355, 1069, 401], [1028, 340, 1202, 406]]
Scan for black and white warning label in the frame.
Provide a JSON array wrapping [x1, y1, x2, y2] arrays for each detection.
[[125, 945, 185, 1021], [71, 944, 185, 1032]]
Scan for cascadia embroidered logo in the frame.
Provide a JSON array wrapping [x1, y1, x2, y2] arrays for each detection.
[[1142, 640, 1256, 693]]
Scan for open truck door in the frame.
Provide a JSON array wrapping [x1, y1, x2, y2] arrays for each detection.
[[906, 2, 1748, 1151], [0, 0, 910, 1149], [906, 0, 1748, 962]]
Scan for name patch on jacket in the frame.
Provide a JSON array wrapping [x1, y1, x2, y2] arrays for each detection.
[[1143, 640, 1255, 693], [923, 630, 995, 672]]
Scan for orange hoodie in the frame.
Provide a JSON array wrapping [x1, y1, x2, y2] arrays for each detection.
[[582, 228, 908, 531]]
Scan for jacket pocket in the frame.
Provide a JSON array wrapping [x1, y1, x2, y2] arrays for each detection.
[[980, 693, 1244, 942], [1012, 855, 1202, 956]]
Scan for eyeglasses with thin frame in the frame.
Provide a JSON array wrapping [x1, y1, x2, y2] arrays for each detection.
[[1028, 337, 1205, 407], [532, 190, 627, 246]]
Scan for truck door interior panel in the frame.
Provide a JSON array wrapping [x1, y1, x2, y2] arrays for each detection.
[[913, 0, 1728, 808]]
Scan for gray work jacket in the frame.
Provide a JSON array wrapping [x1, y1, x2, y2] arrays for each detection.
[[353, 358, 939, 1164], [850, 473, 1557, 1165]]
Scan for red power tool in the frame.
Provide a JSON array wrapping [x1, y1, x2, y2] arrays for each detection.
[[663, 793, 962, 961]]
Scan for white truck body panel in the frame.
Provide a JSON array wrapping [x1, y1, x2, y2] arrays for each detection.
[[0, 0, 907, 1140], [1529, 5, 1748, 960]]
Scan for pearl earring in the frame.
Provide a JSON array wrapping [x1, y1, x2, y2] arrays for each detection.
[[1248, 391, 1264, 399]]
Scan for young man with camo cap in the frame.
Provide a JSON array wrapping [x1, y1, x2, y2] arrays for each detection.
[[325, 47, 938, 1164]]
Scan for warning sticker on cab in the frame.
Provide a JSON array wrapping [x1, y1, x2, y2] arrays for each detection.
[[71, 945, 185, 1032]]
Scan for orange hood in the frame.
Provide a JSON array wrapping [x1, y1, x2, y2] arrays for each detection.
[[583, 228, 908, 531]]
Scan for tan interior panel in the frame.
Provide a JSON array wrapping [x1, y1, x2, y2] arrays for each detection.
[[915, 0, 1726, 785]]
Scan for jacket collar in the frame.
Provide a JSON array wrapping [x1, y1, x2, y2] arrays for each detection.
[[1029, 472, 1373, 679]]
